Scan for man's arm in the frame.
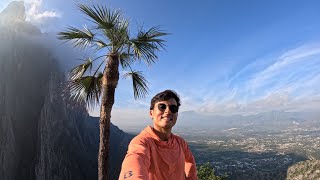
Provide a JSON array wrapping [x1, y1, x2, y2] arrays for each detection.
[[119, 137, 150, 180], [184, 142, 198, 180]]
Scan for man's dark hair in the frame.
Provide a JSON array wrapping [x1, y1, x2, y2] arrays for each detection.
[[150, 90, 181, 110]]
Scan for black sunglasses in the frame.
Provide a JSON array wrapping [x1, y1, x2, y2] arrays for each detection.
[[157, 103, 179, 113]]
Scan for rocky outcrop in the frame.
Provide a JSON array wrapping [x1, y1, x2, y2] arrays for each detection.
[[0, 1, 25, 22], [0, 1, 40, 35], [286, 160, 320, 180], [0, 2, 133, 180]]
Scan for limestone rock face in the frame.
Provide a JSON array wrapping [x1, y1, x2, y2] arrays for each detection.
[[0, 1, 40, 34], [0, 2, 133, 180], [0, 1, 26, 22]]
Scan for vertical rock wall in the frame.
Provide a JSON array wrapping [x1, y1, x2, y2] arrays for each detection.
[[0, 2, 133, 180]]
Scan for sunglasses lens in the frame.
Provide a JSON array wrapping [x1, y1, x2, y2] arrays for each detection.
[[158, 104, 167, 111], [157, 103, 178, 113], [169, 105, 179, 113]]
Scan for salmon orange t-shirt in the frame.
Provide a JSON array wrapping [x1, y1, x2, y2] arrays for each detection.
[[119, 126, 198, 180]]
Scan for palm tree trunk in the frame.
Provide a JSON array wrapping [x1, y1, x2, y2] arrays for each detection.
[[98, 54, 119, 180]]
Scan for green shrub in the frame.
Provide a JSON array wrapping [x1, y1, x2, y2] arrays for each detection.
[[197, 162, 228, 180]]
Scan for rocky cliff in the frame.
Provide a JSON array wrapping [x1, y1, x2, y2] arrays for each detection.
[[0, 2, 133, 180], [286, 160, 320, 180]]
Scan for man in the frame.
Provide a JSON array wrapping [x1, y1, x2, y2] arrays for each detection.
[[119, 90, 198, 180]]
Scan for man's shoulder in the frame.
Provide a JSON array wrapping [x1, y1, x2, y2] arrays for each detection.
[[172, 133, 188, 145], [130, 128, 153, 145]]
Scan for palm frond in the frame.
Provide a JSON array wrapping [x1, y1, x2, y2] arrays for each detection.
[[102, 18, 130, 52], [58, 26, 95, 49], [95, 39, 110, 51], [113, 18, 130, 51], [143, 26, 168, 49], [130, 26, 168, 66], [124, 71, 149, 99], [68, 73, 103, 109], [78, 4, 120, 30], [79, 3, 130, 52], [119, 53, 134, 69], [69, 58, 93, 80]]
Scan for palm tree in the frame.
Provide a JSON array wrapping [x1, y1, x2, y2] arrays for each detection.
[[58, 4, 168, 180]]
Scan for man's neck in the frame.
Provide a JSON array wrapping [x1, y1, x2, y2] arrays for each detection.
[[152, 127, 171, 141]]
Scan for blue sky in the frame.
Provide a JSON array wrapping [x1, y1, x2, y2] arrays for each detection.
[[2, 0, 320, 126]]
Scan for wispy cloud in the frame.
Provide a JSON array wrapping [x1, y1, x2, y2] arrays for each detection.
[[247, 43, 320, 96], [25, 0, 61, 23], [181, 43, 320, 116]]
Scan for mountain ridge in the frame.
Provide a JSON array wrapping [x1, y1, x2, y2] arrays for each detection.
[[0, 2, 133, 179]]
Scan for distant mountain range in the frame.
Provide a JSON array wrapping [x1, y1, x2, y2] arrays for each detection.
[[0, 2, 133, 180], [177, 110, 320, 132]]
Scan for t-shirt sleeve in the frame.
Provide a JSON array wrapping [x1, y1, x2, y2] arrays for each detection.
[[183, 140, 198, 180], [119, 136, 150, 180]]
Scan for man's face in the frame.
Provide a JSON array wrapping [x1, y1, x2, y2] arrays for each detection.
[[150, 98, 178, 131]]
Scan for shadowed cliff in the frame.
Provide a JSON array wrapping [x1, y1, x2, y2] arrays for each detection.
[[0, 2, 133, 180]]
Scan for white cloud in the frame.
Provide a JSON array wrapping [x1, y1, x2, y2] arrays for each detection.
[[248, 44, 320, 93], [194, 44, 320, 114], [196, 92, 320, 116], [25, 0, 61, 23]]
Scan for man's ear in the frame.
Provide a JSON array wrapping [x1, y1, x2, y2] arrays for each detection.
[[149, 110, 153, 118]]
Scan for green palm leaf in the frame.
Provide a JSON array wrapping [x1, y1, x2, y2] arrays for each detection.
[[102, 18, 129, 52], [119, 53, 134, 69], [143, 26, 168, 49], [68, 73, 103, 109], [95, 39, 110, 51], [130, 26, 168, 65], [78, 4, 120, 30], [69, 58, 93, 80], [124, 71, 149, 99], [113, 19, 130, 51], [57, 26, 95, 49]]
